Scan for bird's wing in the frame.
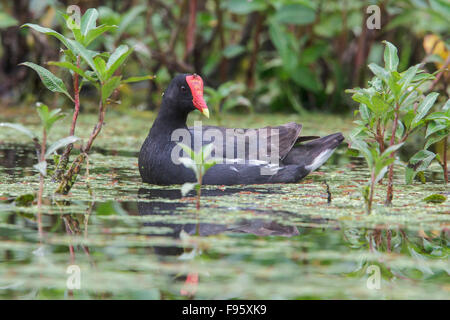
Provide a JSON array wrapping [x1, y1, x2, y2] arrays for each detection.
[[188, 122, 302, 161]]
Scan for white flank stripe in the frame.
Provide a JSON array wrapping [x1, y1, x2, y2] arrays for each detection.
[[305, 149, 335, 172]]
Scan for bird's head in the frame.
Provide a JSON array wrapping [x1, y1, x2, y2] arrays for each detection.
[[163, 73, 209, 118]]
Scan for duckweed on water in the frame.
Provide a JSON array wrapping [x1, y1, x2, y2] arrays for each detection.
[[0, 113, 448, 299]]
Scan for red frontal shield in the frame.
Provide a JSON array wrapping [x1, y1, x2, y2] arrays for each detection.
[[186, 74, 209, 117]]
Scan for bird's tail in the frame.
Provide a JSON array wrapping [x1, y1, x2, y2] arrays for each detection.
[[282, 132, 344, 171]]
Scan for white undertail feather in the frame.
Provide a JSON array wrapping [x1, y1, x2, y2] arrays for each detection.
[[305, 148, 336, 172]]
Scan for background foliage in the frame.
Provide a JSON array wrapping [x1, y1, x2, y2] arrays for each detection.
[[0, 0, 448, 114]]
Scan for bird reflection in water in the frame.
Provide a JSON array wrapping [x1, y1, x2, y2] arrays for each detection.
[[137, 187, 299, 297]]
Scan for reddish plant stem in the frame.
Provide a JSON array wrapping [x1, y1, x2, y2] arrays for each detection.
[[368, 172, 375, 214], [55, 96, 105, 195], [443, 137, 448, 184], [376, 119, 385, 153], [37, 129, 46, 239], [385, 104, 400, 206], [386, 229, 391, 253], [196, 171, 202, 212], [70, 57, 81, 136], [63, 217, 76, 264], [375, 119, 385, 185], [52, 56, 81, 182]]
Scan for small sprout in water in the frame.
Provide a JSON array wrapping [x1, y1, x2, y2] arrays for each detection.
[[178, 142, 216, 211]]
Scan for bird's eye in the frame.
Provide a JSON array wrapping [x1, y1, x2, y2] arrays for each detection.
[[181, 85, 187, 92]]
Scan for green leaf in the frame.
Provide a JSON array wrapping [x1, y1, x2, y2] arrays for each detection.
[[36, 103, 65, 132], [381, 142, 404, 159], [412, 92, 439, 127], [222, 44, 246, 59], [405, 167, 415, 185], [400, 90, 418, 110], [106, 45, 133, 79], [63, 48, 77, 63], [179, 157, 198, 175], [402, 109, 416, 128], [368, 63, 389, 83], [33, 161, 47, 176], [181, 182, 197, 197], [121, 75, 154, 83], [0, 123, 35, 139], [116, 5, 146, 37], [203, 161, 217, 172], [426, 121, 448, 138], [101, 76, 121, 104], [291, 65, 322, 92], [443, 99, 450, 112], [0, 12, 18, 29], [425, 130, 448, 149], [65, 39, 99, 78], [408, 150, 436, 172], [81, 8, 98, 37], [225, 0, 267, 14], [177, 143, 195, 160], [94, 56, 107, 82], [399, 65, 418, 92], [201, 143, 214, 161], [395, 120, 405, 139], [359, 104, 371, 121], [48, 61, 96, 82], [382, 40, 399, 72], [387, 71, 402, 101], [349, 125, 368, 140], [84, 24, 117, 46], [274, 4, 316, 25], [350, 139, 373, 168], [22, 24, 71, 48], [425, 111, 450, 122], [72, 27, 84, 43], [20, 62, 73, 101], [370, 94, 390, 115], [45, 136, 79, 158], [374, 162, 391, 184]]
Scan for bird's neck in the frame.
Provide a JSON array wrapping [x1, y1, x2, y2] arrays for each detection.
[[150, 97, 189, 136]]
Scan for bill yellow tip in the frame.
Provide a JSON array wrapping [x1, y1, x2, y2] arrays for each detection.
[[201, 108, 210, 118]]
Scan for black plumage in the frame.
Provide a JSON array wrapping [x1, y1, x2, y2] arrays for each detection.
[[138, 74, 344, 185]]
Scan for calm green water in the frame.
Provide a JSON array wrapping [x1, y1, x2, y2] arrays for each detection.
[[0, 113, 448, 299]]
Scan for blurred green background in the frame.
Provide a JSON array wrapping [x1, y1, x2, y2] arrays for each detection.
[[0, 0, 448, 115]]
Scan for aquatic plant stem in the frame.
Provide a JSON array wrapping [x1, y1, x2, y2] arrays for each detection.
[[195, 171, 202, 236], [368, 172, 375, 214], [443, 138, 448, 184], [385, 104, 400, 206], [55, 92, 105, 195], [52, 56, 81, 182], [375, 119, 385, 153], [37, 128, 46, 239]]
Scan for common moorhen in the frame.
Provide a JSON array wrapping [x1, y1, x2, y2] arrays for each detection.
[[138, 74, 344, 185]]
